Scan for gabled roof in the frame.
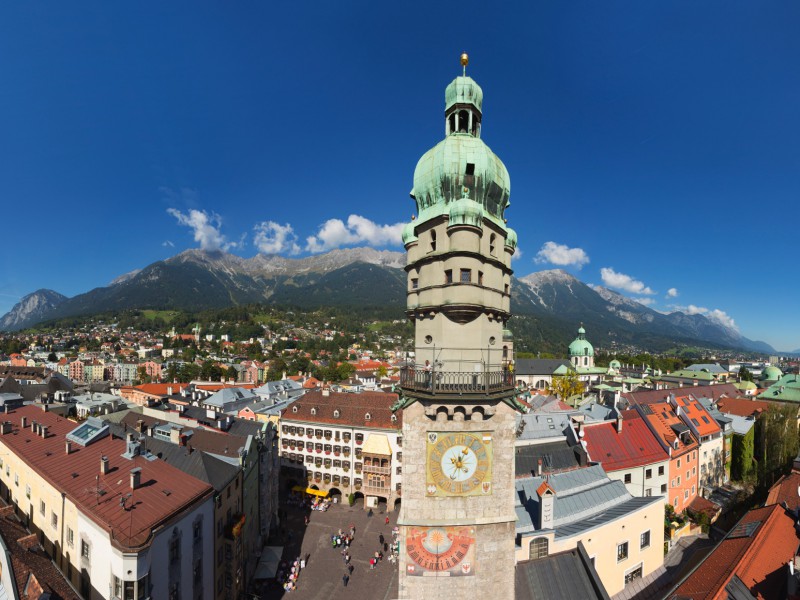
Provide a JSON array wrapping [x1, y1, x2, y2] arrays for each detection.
[[624, 383, 742, 406], [581, 417, 668, 472], [515, 543, 611, 600], [637, 401, 699, 456], [673, 504, 800, 600], [515, 358, 572, 376], [281, 390, 401, 430], [716, 397, 772, 418], [765, 471, 800, 511], [673, 394, 722, 437]]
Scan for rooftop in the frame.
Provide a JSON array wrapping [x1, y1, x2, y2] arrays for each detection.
[[581, 416, 668, 472], [515, 465, 662, 539], [637, 402, 699, 457], [672, 504, 800, 600], [281, 390, 401, 430], [515, 543, 611, 600], [0, 405, 213, 551]]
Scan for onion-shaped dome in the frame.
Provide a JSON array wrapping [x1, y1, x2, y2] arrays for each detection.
[[609, 359, 621, 370], [504, 227, 517, 250], [448, 196, 484, 228], [402, 221, 418, 245], [445, 76, 483, 114], [762, 366, 782, 381]]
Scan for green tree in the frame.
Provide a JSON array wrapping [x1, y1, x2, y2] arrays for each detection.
[[550, 370, 584, 405], [47, 352, 58, 362], [732, 426, 755, 481], [758, 404, 800, 488], [738, 366, 754, 382], [226, 366, 238, 382]]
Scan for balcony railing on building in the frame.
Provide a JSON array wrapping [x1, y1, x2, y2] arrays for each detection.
[[398, 347, 514, 396]]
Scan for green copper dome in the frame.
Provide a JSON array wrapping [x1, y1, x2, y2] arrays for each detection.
[[762, 366, 782, 381], [445, 76, 483, 114], [411, 135, 510, 224], [609, 359, 621, 369], [409, 72, 510, 230], [568, 325, 594, 357], [402, 221, 418, 245], [504, 227, 517, 249], [448, 196, 484, 228]]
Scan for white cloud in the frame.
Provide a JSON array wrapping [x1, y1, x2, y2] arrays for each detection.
[[511, 248, 523, 261], [666, 287, 678, 298], [167, 208, 232, 251], [306, 214, 405, 253], [634, 297, 657, 306], [162, 240, 175, 248], [253, 221, 301, 255], [600, 267, 655, 295], [534, 241, 589, 269]]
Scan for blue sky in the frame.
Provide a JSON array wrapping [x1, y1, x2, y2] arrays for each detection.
[[1, 2, 798, 351]]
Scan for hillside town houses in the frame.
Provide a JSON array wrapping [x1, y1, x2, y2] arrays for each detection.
[[0, 319, 799, 599]]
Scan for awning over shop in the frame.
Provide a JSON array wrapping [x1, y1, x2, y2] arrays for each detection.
[[362, 433, 391, 455], [253, 546, 284, 580], [291, 485, 329, 497]]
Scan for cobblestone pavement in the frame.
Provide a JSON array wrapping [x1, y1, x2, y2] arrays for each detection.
[[613, 534, 715, 600], [261, 499, 399, 600]]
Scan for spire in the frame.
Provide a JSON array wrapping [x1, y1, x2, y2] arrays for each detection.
[[461, 52, 469, 77]]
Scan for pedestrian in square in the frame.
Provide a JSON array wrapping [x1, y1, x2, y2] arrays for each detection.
[[343, 573, 349, 587]]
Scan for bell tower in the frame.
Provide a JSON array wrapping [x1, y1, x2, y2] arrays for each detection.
[[396, 54, 522, 600]]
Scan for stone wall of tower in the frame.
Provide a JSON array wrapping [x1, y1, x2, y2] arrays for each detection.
[[398, 402, 516, 600], [397, 400, 517, 600]]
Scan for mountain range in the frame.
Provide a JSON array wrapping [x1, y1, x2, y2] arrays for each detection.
[[0, 247, 774, 354]]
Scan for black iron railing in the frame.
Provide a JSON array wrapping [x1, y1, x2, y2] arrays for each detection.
[[399, 366, 514, 395]]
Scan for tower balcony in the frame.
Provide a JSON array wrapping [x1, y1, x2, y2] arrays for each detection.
[[398, 350, 515, 399]]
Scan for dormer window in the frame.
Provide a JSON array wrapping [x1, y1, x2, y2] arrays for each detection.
[[311, 408, 317, 416], [333, 410, 340, 418], [365, 413, 371, 421], [391, 415, 397, 423], [292, 406, 298, 413]]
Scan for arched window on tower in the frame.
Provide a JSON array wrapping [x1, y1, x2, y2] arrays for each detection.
[[458, 110, 469, 133], [448, 113, 456, 135], [584, 357, 588, 366], [489, 233, 496, 255], [430, 230, 437, 252]]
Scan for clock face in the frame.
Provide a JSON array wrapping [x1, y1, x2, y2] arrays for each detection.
[[426, 432, 492, 496], [405, 526, 476, 577]]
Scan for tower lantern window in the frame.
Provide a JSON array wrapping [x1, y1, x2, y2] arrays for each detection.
[[430, 230, 437, 252], [460, 269, 472, 283]]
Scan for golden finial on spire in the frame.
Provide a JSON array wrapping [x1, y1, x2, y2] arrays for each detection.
[[460, 52, 469, 76]]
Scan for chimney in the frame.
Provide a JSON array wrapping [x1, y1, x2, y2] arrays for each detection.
[[616, 414, 623, 433], [0, 422, 11, 435], [538, 482, 556, 531], [130, 467, 141, 490], [101, 456, 110, 475], [31, 421, 37, 433], [126, 432, 134, 443], [167, 386, 173, 396], [65, 441, 72, 455], [537, 459, 543, 477], [40, 426, 48, 439], [20, 416, 26, 429]]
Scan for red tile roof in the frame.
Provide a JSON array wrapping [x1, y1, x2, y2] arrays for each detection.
[[624, 383, 742, 406], [0, 507, 79, 599], [716, 397, 773, 418], [638, 401, 699, 457], [0, 406, 213, 551], [675, 504, 800, 600], [766, 471, 800, 510], [581, 417, 669, 472], [131, 383, 189, 397], [674, 395, 722, 437], [282, 390, 401, 430]]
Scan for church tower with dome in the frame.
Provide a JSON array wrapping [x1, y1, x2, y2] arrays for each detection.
[[395, 55, 521, 600], [569, 325, 595, 368]]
